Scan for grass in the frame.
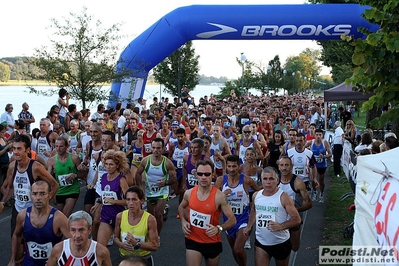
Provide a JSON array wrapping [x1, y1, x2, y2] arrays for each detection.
[[321, 167, 355, 265], [323, 168, 355, 246], [353, 109, 367, 130]]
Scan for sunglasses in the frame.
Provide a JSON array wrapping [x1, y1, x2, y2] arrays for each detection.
[[197, 172, 212, 177], [243, 131, 251, 134]]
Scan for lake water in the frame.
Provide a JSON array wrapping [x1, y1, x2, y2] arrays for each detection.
[[0, 84, 260, 130]]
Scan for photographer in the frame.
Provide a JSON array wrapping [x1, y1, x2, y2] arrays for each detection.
[[57, 88, 70, 126]]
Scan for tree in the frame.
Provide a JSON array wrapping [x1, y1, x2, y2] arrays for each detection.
[[26, 6, 129, 109], [153, 41, 200, 98], [284, 49, 321, 94], [0, 62, 11, 82], [344, 0, 399, 133]]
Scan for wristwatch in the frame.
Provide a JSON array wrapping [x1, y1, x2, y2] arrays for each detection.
[[216, 225, 223, 234], [134, 241, 141, 250]]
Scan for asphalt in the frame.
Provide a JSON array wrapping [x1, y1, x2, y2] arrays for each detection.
[[0, 172, 330, 266]]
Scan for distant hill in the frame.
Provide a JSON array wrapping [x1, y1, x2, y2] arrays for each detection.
[[3, 57, 230, 85], [0, 56, 37, 81]]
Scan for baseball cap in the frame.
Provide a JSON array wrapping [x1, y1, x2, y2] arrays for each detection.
[[171, 121, 179, 127], [200, 114, 206, 118], [188, 104, 194, 109], [1, 121, 7, 127]]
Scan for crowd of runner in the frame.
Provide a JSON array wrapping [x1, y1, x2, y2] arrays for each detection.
[[1, 86, 395, 266]]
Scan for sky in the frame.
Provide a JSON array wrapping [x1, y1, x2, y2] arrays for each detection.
[[1, 0, 330, 79]]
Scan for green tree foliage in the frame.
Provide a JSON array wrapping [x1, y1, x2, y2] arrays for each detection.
[[0, 62, 11, 82], [0, 57, 43, 80], [284, 49, 321, 94], [25, 6, 129, 109], [153, 41, 200, 97], [344, 0, 399, 132]]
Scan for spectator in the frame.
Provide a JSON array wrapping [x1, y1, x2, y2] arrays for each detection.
[[354, 132, 373, 153], [18, 102, 35, 134], [57, 88, 70, 126], [1, 103, 15, 136]]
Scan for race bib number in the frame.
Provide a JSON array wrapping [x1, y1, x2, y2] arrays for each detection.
[[16, 188, 31, 202], [241, 118, 249, 125], [315, 155, 323, 164], [133, 153, 143, 162], [189, 209, 211, 229], [177, 160, 184, 169], [229, 201, 244, 215], [150, 184, 161, 193], [102, 191, 117, 205], [121, 232, 145, 249], [187, 174, 198, 186], [38, 145, 47, 154], [293, 166, 305, 176], [144, 144, 151, 153], [27, 241, 52, 259], [257, 213, 276, 228], [58, 174, 73, 186]]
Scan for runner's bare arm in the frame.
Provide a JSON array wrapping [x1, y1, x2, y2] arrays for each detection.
[[143, 215, 159, 251], [96, 243, 112, 266], [243, 192, 258, 236], [295, 178, 313, 212], [0, 163, 15, 203], [7, 210, 25, 265], [54, 210, 72, 239], [165, 158, 177, 186], [178, 190, 192, 235], [216, 190, 236, 232], [135, 158, 147, 187], [273, 192, 301, 231]]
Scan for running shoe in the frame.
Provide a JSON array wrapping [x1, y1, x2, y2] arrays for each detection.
[[107, 234, 114, 246], [244, 239, 251, 249], [319, 194, 325, 203], [311, 191, 318, 201]]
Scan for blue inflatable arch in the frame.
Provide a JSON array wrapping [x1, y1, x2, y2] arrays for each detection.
[[110, 4, 377, 107]]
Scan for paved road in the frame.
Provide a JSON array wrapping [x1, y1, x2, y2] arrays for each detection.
[[0, 174, 329, 265]]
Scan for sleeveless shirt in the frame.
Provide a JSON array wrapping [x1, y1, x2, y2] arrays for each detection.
[[238, 139, 254, 164], [254, 189, 290, 245], [142, 131, 157, 157], [87, 141, 102, 185], [119, 210, 151, 257], [144, 156, 169, 198], [185, 154, 205, 189], [57, 239, 99, 266], [100, 173, 125, 222], [187, 186, 221, 244], [37, 131, 52, 162], [172, 141, 190, 169], [54, 153, 79, 196], [23, 207, 62, 266], [221, 174, 250, 222], [13, 160, 35, 212], [310, 140, 327, 168]]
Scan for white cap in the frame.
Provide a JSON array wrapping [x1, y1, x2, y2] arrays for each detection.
[[200, 114, 206, 118], [188, 104, 194, 109]]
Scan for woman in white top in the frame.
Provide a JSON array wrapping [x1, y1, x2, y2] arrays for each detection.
[[57, 88, 70, 126]]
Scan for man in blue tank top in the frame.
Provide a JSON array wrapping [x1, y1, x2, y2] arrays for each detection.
[[8, 180, 70, 266], [308, 129, 332, 203], [214, 155, 260, 266]]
